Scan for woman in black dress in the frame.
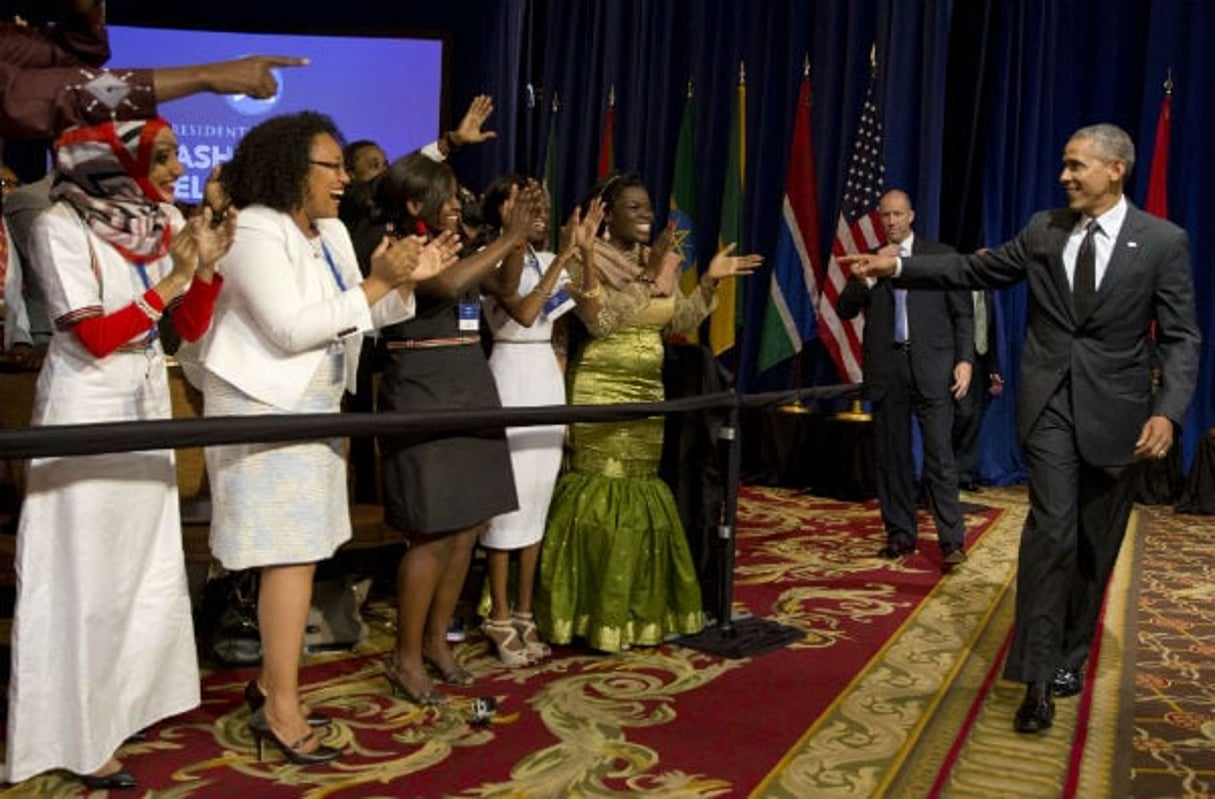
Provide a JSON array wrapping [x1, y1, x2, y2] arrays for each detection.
[[358, 153, 541, 704]]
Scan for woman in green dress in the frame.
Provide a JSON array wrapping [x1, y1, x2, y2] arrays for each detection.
[[536, 172, 761, 652]]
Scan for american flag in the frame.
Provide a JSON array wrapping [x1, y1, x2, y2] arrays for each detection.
[[819, 71, 886, 383]]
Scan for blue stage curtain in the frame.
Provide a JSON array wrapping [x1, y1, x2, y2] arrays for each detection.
[[105, 0, 1215, 484]]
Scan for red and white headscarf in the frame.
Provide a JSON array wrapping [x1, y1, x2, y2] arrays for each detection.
[[51, 118, 174, 264]]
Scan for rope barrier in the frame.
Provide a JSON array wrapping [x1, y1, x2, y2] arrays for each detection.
[[0, 383, 862, 459]]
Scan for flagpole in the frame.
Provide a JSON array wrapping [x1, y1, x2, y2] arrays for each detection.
[[780, 53, 815, 416], [830, 44, 880, 423]]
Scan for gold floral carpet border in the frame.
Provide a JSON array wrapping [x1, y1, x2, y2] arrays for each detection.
[[0, 485, 1141, 798], [752, 487, 1137, 799]]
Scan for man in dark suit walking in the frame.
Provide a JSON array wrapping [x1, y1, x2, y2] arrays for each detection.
[[838, 189, 974, 568], [953, 289, 1004, 491], [843, 124, 1201, 734]]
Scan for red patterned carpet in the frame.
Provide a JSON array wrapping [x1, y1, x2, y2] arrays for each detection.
[[0, 485, 1195, 798], [1127, 505, 1215, 798]]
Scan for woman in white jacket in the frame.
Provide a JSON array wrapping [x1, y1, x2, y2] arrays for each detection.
[[200, 112, 456, 764]]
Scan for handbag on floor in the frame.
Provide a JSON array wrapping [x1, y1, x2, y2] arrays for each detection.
[[305, 574, 372, 653], [202, 569, 263, 667]]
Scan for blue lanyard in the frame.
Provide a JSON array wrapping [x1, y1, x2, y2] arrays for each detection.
[[319, 240, 347, 292], [134, 264, 159, 344], [525, 247, 543, 278]]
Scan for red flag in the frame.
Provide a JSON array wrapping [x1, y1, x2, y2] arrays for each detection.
[[819, 69, 886, 383], [758, 66, 824, 372], [597, 86, 616, 178], [1145, 91, 1171, 219]]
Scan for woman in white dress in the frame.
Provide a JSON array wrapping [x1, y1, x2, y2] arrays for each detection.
[[479, 177, 602, 665], [200, 111, 457, 764], [5, 118, 233, 790]]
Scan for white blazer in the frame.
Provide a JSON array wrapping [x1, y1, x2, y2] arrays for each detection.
[[200, 205, 414, 410]]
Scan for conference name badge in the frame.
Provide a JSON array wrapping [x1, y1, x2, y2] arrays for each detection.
[[458, 300, 480, 333], [543, 286, 576, 320]]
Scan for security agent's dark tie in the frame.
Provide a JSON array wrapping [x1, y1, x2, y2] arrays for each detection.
[[1073, 219, 1100, 319]]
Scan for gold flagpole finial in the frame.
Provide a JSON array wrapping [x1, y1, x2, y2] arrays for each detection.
[[803, 53, 810, 78], [739, 60, 746, 86], [608, 84, 615, 108], [686, 78, 694, 99], [869, 45, 877, 70], [1164, 68, 1174, 96]]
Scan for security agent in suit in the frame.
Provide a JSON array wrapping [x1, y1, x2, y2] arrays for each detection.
[[953, 289, 1004, 491], [843, 124, 1201, 735], [838, 189, 975, 567]]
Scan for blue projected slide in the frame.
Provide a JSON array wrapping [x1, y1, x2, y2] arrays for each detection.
[[107, 26, 443, 202]]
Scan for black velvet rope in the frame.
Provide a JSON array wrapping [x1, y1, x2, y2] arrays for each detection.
[[0, 384, 861, 459]]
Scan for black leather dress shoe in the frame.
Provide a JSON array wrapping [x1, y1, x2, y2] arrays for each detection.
[[877, 539, 916, 559], [1014, 680, 1055, 733], [942, 544, 968, 568], [1051, 666, 1083, 697]]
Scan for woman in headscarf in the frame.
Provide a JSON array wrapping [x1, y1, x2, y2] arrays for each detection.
[[5, 117, 233, 790]]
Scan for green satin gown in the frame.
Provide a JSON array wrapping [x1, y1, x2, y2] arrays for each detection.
[[537, 296, 705, 652]]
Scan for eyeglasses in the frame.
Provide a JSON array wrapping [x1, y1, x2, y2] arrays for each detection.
[[309, 159, 348, 175]]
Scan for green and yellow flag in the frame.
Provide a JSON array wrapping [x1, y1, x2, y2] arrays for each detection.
[[668, 81, 699, 341]]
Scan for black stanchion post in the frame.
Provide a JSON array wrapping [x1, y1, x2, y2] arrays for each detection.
[[676, 393, 805, 659], [714, 402, 740, 632]]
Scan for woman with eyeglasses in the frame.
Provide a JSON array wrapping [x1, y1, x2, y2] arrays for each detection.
[[199, 112, 458, 764]]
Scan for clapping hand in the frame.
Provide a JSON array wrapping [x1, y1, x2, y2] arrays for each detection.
[[167, 224, 202, 291], [415, 230, 462, 282], [202, 165, 230, 220], [560, 198, 604, 258], [370, 234, 422, 286], [189, 206, 238, 281], [503, 180, 545, 242]]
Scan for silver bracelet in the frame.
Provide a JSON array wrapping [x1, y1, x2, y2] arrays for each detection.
[[133, 294, 163, 322]]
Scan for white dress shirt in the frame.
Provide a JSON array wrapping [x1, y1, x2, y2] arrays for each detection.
[[1062, 195, 1127, 290]]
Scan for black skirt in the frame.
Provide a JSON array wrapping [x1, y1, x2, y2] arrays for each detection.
[[377, 341, 518, 535]]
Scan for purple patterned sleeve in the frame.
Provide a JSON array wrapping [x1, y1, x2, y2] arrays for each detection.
[[0, 62, 156, 140]]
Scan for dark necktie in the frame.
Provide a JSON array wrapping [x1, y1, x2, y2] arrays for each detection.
[[1073, 220, 1099, 319], [893, 288, 909, 342]]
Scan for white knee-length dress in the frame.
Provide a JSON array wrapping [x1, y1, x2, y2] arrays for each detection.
[[481, 250, 567, 550]]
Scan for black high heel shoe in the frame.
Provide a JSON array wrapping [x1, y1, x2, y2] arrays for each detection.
[[244, 680, 331, 727], [247, 709, 341, 764], [79, 768, 137, 790], [382, 659, 447, 706]]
